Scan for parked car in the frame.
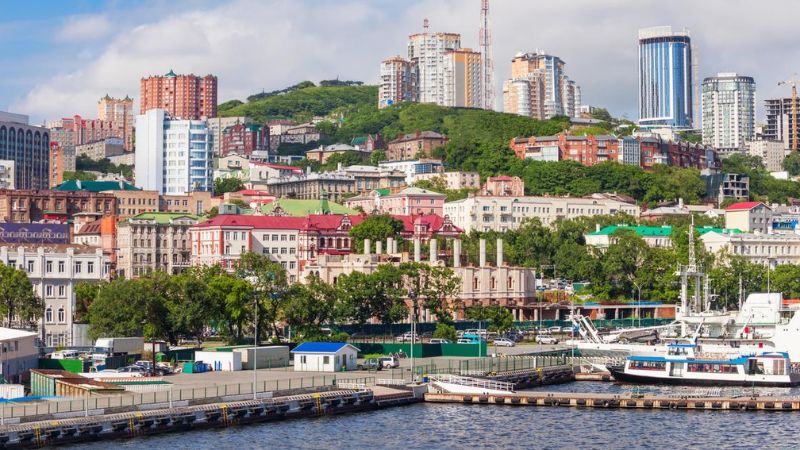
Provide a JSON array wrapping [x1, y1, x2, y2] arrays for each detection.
[[548, 326, 562, 334], [420, 331, 433, 339], [116, 365, 147, 375], [493, 338, 516, 347], [429, 338, 451, 344], [457, 338, 476, 344], [357, 359, 383, 371], [456, 330, 465, 338], [535, 335, 559, 344], [378, 356, 399, 369], [464, 329, 478, 336]]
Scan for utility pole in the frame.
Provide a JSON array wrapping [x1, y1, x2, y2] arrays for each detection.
[[778, 74, 799, 152]]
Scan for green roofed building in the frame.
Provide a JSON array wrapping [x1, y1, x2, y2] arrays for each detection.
[[585, 224, 741, 250], [54, 180, 139, 192], [117, 212, 200, 278]]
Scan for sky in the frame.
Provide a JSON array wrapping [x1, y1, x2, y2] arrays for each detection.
[[1, 0, 798, 124]]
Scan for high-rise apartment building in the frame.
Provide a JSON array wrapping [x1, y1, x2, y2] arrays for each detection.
[[444, 48, 483, 108], [638, 26, 693, 129], [502, 51, 580, 119], [408, 31, 461, 106], [97, 95, 134, 150], [701, 73, 755, 154], [378, 56, 417, 108], [135, 109, 213, 195], [764, 97, 800, 150], [46, 115, 117, 153], [140, 70, 218, 120], [0, 112, 51, 190], [48, 144, 76, 188]]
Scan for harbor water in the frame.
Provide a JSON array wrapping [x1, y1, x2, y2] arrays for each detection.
[[73, 382, 799, 449]]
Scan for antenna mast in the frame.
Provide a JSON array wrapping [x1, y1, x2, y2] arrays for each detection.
[[479, 0, 494, 110]]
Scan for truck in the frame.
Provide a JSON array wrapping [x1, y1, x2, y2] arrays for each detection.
[[92, 337, 144, 359]]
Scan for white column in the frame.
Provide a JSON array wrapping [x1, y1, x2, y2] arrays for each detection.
[[364, 239, 371, 255], [429, 239, 437, 263], [497, 238, 504, 267], [479, 239, 486, 267], [453, 239, 461, 268], [414, 238, 421, 262], [376, 240, 383, 254]]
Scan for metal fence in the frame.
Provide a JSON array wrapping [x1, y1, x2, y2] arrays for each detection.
[[411, 355, 568, 378], [0, 375, 375, 423]]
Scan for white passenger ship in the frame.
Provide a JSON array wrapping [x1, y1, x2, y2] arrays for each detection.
[[607, 343, 800, 387]]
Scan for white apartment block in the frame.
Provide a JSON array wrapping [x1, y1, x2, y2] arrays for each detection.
[[412, 171, 480, 190], [135, 109, 213, 194], [407, 31, 461, 105], [701, 73, 756, 154], [748, 139, 785, 172], [0, 245, 111, 347], [444, 194, 640, 232], [0, 160, 14, 189], [701, 231, 800, 267]]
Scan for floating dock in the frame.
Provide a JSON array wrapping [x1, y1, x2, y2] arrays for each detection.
[[424, 391, 800, 411], [0, 388, 419, 449]]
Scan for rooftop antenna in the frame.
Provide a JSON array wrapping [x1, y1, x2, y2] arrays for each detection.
[[423, 18, 429, 33], [479, 0, 495, 111]]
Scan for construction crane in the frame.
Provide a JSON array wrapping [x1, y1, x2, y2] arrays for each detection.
[[778, 74, 799, 151]]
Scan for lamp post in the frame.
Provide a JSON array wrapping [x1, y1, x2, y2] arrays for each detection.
[[408, 290, 417, 382], [246, 275, 260, 400], [632, 281, 642, 328]]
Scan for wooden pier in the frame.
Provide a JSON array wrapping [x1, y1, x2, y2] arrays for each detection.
[[424, 391, 800, 411]]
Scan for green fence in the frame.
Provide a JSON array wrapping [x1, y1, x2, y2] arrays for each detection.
[[353, 342, 487, 358], [37, 359, 86, 373], [332, 318, 674, 336]]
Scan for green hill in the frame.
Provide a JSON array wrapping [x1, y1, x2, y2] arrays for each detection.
[[218, 84, 377, 123]]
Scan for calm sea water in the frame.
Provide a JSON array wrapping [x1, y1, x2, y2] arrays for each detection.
[[76, 382, 800, 449]]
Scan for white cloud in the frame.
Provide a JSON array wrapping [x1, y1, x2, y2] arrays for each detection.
[[11, 0, 800, 122], [55, 14, 112, 42]]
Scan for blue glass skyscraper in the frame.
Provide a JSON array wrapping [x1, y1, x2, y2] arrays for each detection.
[[638, 26, 693, 129]]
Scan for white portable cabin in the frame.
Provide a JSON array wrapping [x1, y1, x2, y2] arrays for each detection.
[[194, 350, 242, 371], [291, 342, 360, 372]]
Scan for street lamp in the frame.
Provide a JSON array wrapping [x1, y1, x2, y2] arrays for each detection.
[[246, 275, 260, 400], [632, 281, 642, 328], [408, 289, 417, 382]]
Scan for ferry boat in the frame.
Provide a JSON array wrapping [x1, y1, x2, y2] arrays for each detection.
[[607, 343, 800, 387]]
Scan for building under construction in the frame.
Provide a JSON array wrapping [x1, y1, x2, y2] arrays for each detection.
[[764, 97, 800, 150]]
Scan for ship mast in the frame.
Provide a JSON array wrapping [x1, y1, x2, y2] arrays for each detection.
[[676, 216, 703, 335]]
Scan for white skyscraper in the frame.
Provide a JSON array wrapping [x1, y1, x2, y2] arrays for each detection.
[[407, 30, 461, 106], [701, 73, 756, 154], [135, 109, 212, 194]]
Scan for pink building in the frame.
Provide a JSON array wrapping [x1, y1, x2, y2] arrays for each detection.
[[47, 115, 119, 150], [344, 187, 446, 216], [481, 176, 524, 196]]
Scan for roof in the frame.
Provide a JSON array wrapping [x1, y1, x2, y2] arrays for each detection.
[[588, 225, 673, 237], [260, 199, 357, 217], [55, 180, 140, 192], [725, 201, 766, 211], [0, 328, 37, 340], [695, 226, 741, 236], [236, 189, 273, 197], [128, 212, 199, 224], [389, 131, 446, 144], [291, 342, 359, 353], [76, 220, 101, 235], [374, 188, 390, 197], [389, 187, 446, 198]]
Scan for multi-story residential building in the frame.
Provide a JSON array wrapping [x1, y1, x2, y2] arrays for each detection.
[[503, 51, 581, 119], [344, 187, 445, 216], [407, 30, 461, 106], [116, 212, 199, 279], [46, 115, 118, 152], [748, 139, 785, 172], [140, 70, 217, 119], [280, 123, 322, 145], [106, 189, 160, 219], [444, 48, 483, 108], [379, 159, 444, 184], [385, 131, 448, 161], [0, 112, 51, 190], [701, 230, 800, 267], [0, 245, 111, 347], [446, 192, 640, 232], [618, 136, 642, 166], [702, 171, 750, 205], [0, 160, 14, 189], [481, 176, 524, 197], [75, 137, 125, 160], [207, 116, 253, 156], [412, 171, 480, 190], [264, 165, 405, 203], [379, 56, 417, 108], [638, 26, 693, 129], [510, 134, 718, 170], [701, 73, 756, 154], [97, 95, 134, 150], [48, 144, 73, 188], [764, 97, 800, 150], [135, 109, 213, 194], [0, 188, 117, 223], [108, 153, 135, 166], [159, 191, 218, 215], [221, 122, 268, 157], [724, 201, 772, 233], [305, 144, 369, 164]]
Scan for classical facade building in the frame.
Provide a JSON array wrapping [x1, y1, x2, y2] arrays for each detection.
[[701, 230, 800, 267], [344, 187, 445, 216], [0, 245, 111, 347], [0, 189, 117, 223], [116, 212, 199, 279], [140, 70, 217, 119]]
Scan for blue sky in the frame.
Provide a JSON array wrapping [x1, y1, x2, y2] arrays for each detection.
[[2, 0, 799, 123]]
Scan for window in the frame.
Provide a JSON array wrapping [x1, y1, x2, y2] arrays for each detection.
[[58, 261, 64, 273], [300, 355, 307, 364], [27, 261, 34, 273], [57, 308, 65, 323], [289, 235, 296, 241], [58, 285, 65, 297], [45, 285, 53, 297], [88, 262, 95, 274], [272, 234, 278, 241], [46, 261, 52, 273], [280, 248, 287, 255], [45, 307, 53, 323], [75, 262, 82, 273], [289, 261, 296, 269], [323, 355, 330, 364]]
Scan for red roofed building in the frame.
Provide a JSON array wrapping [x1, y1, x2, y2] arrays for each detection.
[[189, 213, 462, 280], [724, 201, 772, 233]]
